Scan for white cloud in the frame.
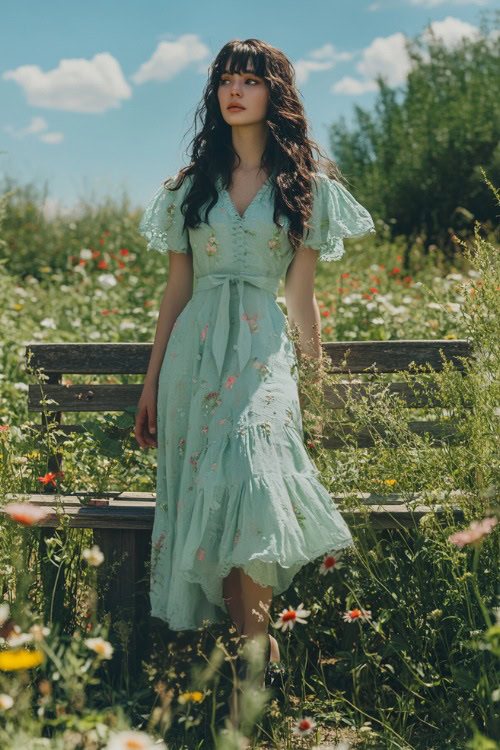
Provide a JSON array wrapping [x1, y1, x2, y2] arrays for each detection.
[[294, 43, 353, 85], [368, 2, 381, 9], [332, 76, 379, 94], [420, 16, 481, 47], [409, 0, 486, 6], [39, 132, 64, 144], [2, 53, 131, 113], [332, 31, 411, 93], [4, 116, 48, 137], [3, 115, 63, 144], [131, 33, 210, 84], [332, 17, 483, 95]]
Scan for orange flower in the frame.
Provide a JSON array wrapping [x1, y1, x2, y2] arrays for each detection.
[[2, 503, 51, 526], [343, 608, 372, 623], [38, 472, 63, 488]]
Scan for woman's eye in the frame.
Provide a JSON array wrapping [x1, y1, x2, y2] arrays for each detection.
[[220, 78, 258, 85]]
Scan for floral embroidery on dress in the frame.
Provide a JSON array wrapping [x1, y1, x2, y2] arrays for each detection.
[[197, 546, 206, 561], [252, 358, 270, 378], [205, 234, 218, 256], [225, 375, 237, 389], [178, 438, 185, 458], [203, 391, 221, 415], [190, 452, 200, 472], [165, 201, 177, 229], [268, 227, 282, 252], [291, 502, 306, 530], [259, 420, 272, 438], [154, 532, 165, 551], [201, 425, 209, 435], [234, 529, 240, 547], [241, 312, 259, 333], [201, 324, 208, 341], [177, 499, 181, 512]]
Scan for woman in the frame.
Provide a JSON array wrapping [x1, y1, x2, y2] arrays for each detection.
[[136, 38, 375, 699]]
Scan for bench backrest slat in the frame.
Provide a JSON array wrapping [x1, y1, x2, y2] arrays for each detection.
[[25, 340, 474, 375]]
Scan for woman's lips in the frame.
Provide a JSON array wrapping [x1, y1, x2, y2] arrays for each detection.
[[228, 105, 245, 111]]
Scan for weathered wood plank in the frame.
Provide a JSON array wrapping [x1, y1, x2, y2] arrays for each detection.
[[27, 419, 463, 448], [0, 497, 465, 530], [94, 527, 151, 679], [27, 379, 474, 413], [321, 419, 463, 448], [5, 491, 471, 506], [24, 339, 473, 375], [322, 339, 474, 373]]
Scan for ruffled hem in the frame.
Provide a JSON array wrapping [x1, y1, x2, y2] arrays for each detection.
[[304, 173, 376, 262], [138, 175, 192, 255], [318, 225, 376, 262], [149, 421, 355, 631], [150, 532, 355, 631]]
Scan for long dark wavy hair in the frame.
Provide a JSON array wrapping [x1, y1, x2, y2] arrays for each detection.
[[164, 38, 345, 252]]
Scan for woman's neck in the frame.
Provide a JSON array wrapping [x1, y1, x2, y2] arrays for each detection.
[[230, 123, 269, 174]]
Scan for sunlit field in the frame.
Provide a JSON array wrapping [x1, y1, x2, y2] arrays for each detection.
[[0, 174, 498, 750]]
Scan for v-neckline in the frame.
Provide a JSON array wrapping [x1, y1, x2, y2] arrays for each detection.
[[221, 177, 271, 220]]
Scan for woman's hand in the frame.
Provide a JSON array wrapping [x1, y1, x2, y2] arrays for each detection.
[[135, 382, 158, 450]]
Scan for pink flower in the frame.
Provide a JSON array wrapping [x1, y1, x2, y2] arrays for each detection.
[[448, 516, 497, 549], [219, 418, 227, 426], [201, 325, 208, 341], [197, 547, 206, 561], [225, 375, 236, 389]]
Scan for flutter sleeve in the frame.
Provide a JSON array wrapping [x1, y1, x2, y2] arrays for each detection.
[[303, 172, 376, 261], [138, 172, 192, 254]]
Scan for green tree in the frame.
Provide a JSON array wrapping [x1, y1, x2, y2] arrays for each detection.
[[329, 12, 500, 260]]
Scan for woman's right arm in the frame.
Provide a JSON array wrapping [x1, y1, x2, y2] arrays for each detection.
[[135, 251, 194, 449]]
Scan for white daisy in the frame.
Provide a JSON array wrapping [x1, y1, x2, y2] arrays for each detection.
[[274, 603, 311, 631]]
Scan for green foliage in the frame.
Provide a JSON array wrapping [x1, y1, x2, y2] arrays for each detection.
[[329, 13, 500, 257]]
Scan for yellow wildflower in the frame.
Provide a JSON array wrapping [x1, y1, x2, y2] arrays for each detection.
[[0, 648, 44, 671]]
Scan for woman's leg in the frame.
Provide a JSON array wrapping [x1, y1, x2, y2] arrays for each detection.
[[239, 570, 280, 662]]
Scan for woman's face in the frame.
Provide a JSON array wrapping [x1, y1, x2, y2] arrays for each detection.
[[217, 58, 269, 127]]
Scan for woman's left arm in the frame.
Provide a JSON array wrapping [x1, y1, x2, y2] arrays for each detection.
[[284, 246, 325, 382]]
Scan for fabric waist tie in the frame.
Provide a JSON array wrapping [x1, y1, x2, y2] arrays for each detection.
[[194, 273, 281, 377]]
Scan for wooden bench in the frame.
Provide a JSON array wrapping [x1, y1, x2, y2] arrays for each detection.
[[5, 338, 471, 679]]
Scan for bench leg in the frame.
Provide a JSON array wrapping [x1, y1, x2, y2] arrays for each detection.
[[93, 528, 151, 682]]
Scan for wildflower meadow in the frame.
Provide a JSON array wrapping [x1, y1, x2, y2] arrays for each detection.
[[0, 169, 498, 750]]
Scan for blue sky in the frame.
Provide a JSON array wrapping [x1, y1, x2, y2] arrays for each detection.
[[1, 0, 497, 218]]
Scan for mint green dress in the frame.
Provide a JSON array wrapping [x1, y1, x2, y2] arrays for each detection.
[[139, 171, 376, 631]]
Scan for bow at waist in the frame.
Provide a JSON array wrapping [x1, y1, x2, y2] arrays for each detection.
[[194, 272, 281, 377]]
